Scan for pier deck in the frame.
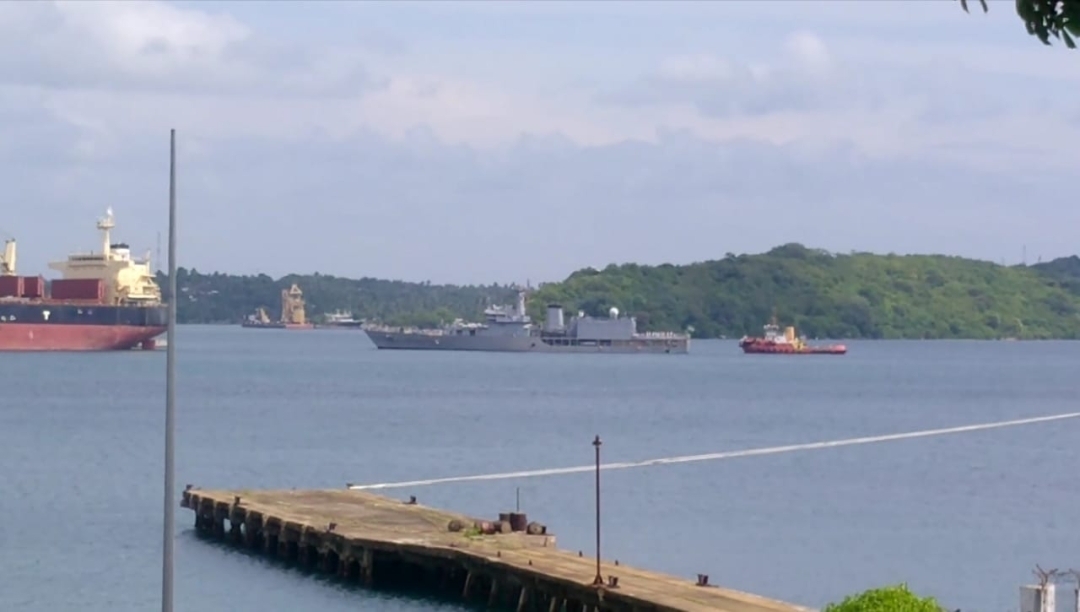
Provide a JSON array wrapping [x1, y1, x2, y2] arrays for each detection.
[[182, 488, 809, 612]]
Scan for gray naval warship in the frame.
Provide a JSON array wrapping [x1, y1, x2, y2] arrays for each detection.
[[364, 290, 689, 354]]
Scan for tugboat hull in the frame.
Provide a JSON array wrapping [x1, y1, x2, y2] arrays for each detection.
[[738, 339, 847, 355]]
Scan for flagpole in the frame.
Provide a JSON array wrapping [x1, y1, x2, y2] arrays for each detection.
[[162, 128, 177, 612]]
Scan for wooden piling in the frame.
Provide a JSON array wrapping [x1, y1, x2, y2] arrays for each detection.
[[181, 487, 810, 612]]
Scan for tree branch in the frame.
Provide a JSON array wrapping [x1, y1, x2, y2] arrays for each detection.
[[959, 0, 1078, 49]]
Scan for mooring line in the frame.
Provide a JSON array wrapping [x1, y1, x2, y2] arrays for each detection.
[[347, 411, 1080, 491]]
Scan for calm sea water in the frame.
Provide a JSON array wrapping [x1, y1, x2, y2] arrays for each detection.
[[1, 327, 1078, 612]]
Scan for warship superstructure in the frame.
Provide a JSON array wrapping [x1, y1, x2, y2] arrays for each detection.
[[314, 310, 365, 329], [364, 290, 689, 354], [0, 208, 167, 351]]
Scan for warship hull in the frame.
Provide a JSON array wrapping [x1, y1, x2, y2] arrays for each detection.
[[241, 321, 314, 330], [0, 302, 167, 351], [365, 330, 689, 354]]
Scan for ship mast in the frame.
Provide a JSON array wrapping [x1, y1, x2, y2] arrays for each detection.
[[98, 207, 115, 259], [516, 287, 527, 317]]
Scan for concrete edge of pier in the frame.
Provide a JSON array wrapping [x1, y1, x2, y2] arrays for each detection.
[[181, 487, 813, 612]]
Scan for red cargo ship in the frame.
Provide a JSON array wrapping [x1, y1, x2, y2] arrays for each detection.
[[738, 320, 847, 355], [0, 208, 167, 351]]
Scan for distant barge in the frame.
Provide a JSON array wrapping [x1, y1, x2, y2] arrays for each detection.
[[241, 283, 314, 330]]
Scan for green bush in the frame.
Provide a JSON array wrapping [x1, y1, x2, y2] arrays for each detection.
[[823, 584, 944, 612]]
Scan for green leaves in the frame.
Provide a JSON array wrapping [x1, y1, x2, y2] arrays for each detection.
[[1060, 1, 1079, 48], [961, 0, 1079, 49], [823, 584, 944, 612], [1018, 0, 1079, 49]]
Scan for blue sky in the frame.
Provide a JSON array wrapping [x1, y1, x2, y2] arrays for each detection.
[[0, 0, 1076, 284]]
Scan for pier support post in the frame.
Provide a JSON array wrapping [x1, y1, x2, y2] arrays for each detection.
[[212, 507, 226, 539], [488, 578, 500, 607], [360, 548, 374, 586], [439, 567, 451, 591], [516, 586, 531, 612], [243, 516, 262, 549], [462, 571, 474, 599], [264, 532, 278, 557]]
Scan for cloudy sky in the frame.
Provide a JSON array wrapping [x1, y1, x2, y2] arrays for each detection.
[[0, 1, 1076, 284]]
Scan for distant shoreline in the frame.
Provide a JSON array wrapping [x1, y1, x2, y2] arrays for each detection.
[[171, 323, 1075, 341], [159, 245, 1080, 341]]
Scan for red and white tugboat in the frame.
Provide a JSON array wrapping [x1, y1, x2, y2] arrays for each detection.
[[738, 319, 847, 355]]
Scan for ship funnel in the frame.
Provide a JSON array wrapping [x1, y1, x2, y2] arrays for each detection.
[[544, 304, 565, 332], [1, 238, 14, 276], [609, 306, 619, 319], [97, 207, 115, 259]]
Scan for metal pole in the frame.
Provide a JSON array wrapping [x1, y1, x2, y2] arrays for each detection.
[[161, 128, 178, 612], [592, 435, 603, 586]]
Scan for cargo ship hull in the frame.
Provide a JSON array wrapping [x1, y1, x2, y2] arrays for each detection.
[[365, 330, 689, 354], [0, 302, 167, 351]]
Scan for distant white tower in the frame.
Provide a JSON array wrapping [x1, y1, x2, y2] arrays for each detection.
[[97, 207, 115, 258]]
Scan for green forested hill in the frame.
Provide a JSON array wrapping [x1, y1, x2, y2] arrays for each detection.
[[530, 244, 1080, 339], [162, 244, 1080, 339], [1031, 256, 1080, 296]]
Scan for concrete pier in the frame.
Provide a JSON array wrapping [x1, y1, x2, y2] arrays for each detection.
[[181, 487, 810, 612]]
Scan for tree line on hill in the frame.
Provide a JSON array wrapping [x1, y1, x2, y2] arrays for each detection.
[[158, 268, 520, 329], [159, 243, 1080, 340]]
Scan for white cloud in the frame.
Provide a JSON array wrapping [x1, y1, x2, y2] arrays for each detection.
[[0, 1, 381, 97], [784, 31, 832, 74], [0, 0, 1075, 283], [9, 124, 1071, 285], [658, 55, 735, 82], [595, 27, 1078, 174]]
